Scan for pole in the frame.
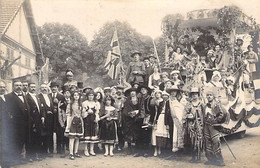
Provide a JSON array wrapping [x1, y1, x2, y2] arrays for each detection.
[[221, 133, 237, 160], [152, 39, 161, 72]]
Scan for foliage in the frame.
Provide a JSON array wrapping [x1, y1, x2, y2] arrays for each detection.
[[37, 23, 91, 84], [89, 20, 153, 79], [218, 6, 258, 34], [161, 14, 184, 47]]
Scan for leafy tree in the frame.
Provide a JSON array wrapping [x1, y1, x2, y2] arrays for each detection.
[[161, 14, 184, 47], [37, 23, 91, 84], [86, 20, 154, 86], [89, 21, 153, 75]]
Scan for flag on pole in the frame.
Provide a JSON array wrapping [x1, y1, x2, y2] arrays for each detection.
[[165, 42, 169, 62], [104, 30, 122, 80], [40, 57, 49, 83], [152, 39, 161, 72]]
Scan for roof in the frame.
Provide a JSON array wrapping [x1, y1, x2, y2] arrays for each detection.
[[0, 0, 44, 66], [0, 0, 23, 34]]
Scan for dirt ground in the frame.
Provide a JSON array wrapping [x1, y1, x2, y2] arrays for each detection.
[[13, 127, 260, 168]]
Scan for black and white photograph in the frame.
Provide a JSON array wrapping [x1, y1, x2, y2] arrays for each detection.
[[0, 0, 260, 167]]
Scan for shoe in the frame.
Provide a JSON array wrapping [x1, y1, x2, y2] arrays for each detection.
[[36, 157, 43, 161], [153, 153, 158, 157], [110, 153, 114, 157], [133, 153, 142, 157], [117, 147, 122, 151], [69, 154, 75, 160], [104, 153, 108, 157], [90, 152, 96, 156], [204, 160, 214, 165], [84, 152, 90, 157], [215, 161, 225, 167], [143, 153, 149, 157], [74, 153, 81, 158], [60, 154, 66, 158], [28, 158, 34, 162]]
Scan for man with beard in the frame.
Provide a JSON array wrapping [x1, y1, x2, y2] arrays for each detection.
[[203, 89, 226, 166], [5, 80, 30, 165], [134, 85, 153, 157], [38, 83, 54, 157], [49, 81, 66, 156], [1, 80, 9, 166], [26, 82, 44, 161]]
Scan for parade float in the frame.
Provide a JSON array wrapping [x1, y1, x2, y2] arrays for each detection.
[[161, 6, 260, 137]]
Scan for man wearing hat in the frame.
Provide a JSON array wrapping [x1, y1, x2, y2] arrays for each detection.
[[63, 69, 77, 88], [49, 81, 67, 156], [126, 51, 146, 86], [148, 54, 157, 68], [203, 89, 227, 166], [143, 56, 154, 86], [134, 85, 153, 157]]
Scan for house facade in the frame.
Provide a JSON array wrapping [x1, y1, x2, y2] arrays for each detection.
[[0, 0, 44, 82]]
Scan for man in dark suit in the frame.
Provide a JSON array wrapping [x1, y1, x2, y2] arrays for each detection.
[[143, 56, 154, 86], [38, 83, 54, 157], [49, 81, 66, 156], [26, 82, 44, 161], [5, 80, 30, 165], [1, 80, 9, 166]]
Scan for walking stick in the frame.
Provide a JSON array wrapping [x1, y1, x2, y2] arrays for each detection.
[[221, 133, 237, 160]]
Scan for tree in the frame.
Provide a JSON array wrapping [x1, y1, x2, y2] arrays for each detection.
[[161, 14, 184, 47], [87, 20, 153, 86], [37, 23, 91, 84]]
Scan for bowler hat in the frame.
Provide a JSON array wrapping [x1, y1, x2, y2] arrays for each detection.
[[137, 84, 152, 94], [131, 50, 142, 57], [166, 85, 181, 93], [124, 87, 138, 97], [77, 82, 84, 89], [50, 81, 59, 88]]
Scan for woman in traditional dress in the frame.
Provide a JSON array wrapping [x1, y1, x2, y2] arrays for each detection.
[[66, 91, 84, 160], [246, 44, 258, 72], [99, 96, 118, 156], [166, 85, 186, 152], [82, 90, 100, 156], [148, 65, 161, 90], [185, 88, 204, 163], [122, 88, 140, 154], [151, 90, 170, 156]]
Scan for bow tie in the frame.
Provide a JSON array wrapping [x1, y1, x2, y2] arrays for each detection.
[[206, 103, 211, 108]]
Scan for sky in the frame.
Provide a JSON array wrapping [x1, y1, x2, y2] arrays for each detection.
[[31, 0, 260, 41]]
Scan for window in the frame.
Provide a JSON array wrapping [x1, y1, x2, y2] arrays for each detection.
[[25, 56, 30, 67], [6, 47, 14, 59]]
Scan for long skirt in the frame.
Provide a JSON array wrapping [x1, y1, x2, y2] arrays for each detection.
[[99, 119, 118, 144], [69, 116, 84, 138], [151, 113, 170, 148], [83, 114, 99, 143]]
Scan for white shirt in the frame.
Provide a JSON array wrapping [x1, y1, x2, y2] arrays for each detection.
[[0, 95, 5, 102], [29, 93, 40, 112], [14, 92, 24, 103], [42, 94, 51, 107]]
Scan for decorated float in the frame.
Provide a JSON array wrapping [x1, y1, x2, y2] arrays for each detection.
[[161, 6, 260, 137]]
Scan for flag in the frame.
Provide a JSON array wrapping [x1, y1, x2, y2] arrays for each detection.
[[104, 30, 122, 80], [40, 57, 49, 83]]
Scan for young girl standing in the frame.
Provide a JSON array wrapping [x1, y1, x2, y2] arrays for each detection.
[[82, 90, 100, 156], [66, 91, 84, 160], [99, 96, 118, 156]]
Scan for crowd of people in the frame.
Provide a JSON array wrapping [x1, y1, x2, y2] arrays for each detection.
[[0, 35, 258, 167]]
